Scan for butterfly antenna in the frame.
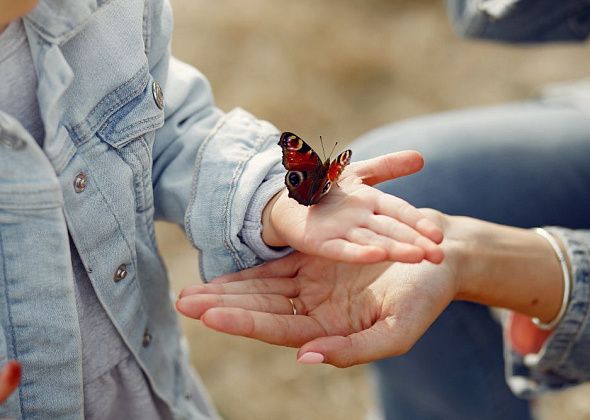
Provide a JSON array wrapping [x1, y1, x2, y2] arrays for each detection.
[[328, 141, 338, 160], [319, 135, 327, 161]]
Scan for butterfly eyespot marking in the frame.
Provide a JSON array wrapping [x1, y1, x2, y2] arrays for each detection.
[[320, 180, 332, 196], [285, 135, 303, 150], [286, 171, 305, 188]]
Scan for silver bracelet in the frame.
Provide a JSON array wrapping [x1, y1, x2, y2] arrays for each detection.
[[531, 227, 572, 330]]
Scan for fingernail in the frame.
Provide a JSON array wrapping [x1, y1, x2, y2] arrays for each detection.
[[297, 352, 324, 365]]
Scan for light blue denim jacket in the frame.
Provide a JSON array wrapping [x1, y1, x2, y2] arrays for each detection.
[[0, 0, 287, 418], [449, 0, 590, 397]]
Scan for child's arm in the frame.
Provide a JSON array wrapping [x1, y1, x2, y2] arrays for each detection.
[[145, 1, 441, 281]]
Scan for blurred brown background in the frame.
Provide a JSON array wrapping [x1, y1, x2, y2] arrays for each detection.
[[160, 1, 590, 419]]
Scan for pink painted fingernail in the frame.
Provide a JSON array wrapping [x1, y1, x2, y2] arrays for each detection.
[[297, 352, 325, 365]]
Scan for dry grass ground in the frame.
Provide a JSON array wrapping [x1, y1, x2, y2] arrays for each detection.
[[161, 1, 590, 419]]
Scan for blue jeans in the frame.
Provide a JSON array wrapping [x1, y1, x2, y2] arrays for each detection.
[[351, 101, 590, 420]]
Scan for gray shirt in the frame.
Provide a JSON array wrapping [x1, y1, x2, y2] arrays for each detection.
[[0, 19, 170, 419]]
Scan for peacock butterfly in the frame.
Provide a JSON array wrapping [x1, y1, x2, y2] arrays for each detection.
[[278, 132, 352, 206]]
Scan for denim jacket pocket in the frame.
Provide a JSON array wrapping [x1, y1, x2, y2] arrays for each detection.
[[97, 75, 164, 150], [96, 76, 164, 213]]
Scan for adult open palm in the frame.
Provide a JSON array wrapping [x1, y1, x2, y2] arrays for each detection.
[[177, 248, 458, 368]]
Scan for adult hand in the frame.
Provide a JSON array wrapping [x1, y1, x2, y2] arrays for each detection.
[[177, 210, 564, 367], [261, 151, 444, 264], [0, 360, 21, 403], [178, 211, 456, 367]]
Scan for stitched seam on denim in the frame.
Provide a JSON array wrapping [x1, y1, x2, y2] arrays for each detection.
[[117, 114, 163, 137], [0, 188, 60, 195], [76, 153, 140, 300], [185, 113, 227, 250], [70, 155, 153, 386], [49, 135, 76, 175], [106, 114, 163, 148], [0, 202, 62, 211], [222, 120, 273, 270], [139, 136, 154, 213], [0, 189, 63, 210], [69, 65, 149, 145], [223, 160, 249, 269], [117, 139, 146, 211], [142, 0, 152, 56], [0, 230, 23, 418], [24, 0, 115, 45]]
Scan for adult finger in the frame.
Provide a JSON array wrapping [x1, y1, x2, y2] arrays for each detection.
[[351, 151, 424, 186], [179, 276, 299, 299], [179, 253, 304, 298], [177, 293, 301, 319], [0, 360, 21, 403], [211, 252, 304, 284], [296, 316, 412, 368], [201, 308, 327, 348]]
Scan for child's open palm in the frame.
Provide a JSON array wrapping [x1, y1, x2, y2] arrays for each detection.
[[263, 151, 443, 264]]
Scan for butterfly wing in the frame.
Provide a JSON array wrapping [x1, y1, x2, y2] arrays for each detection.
[[278, 132, 329, 206], [328, 149, 352, 182]]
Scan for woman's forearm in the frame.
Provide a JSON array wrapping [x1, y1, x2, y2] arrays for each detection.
[[447, 215, 568, 323]]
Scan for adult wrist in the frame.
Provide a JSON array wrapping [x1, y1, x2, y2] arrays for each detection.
[[449, 217, 564, 321]]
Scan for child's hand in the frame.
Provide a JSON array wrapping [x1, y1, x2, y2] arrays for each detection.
[[262, 151, 443, 264]]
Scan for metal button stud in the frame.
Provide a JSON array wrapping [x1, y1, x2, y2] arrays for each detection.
[[142, 329, 152, 347], [152, 81, 164, 110], [114, 264, 128, 282], [73, 172, 88, 193]]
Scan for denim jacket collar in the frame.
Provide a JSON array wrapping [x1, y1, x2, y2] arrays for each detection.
[[21, 1, 87, 172], [24, 0, 98, 45]]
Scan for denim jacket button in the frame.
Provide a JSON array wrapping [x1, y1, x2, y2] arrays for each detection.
[[0, 127, 26, 150], [142, 329, 152, 347], [73, 172, 88, 193], [113, 264, 128, 282], [152, 80, 164, 110]]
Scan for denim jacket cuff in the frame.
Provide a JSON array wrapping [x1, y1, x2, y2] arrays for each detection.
[[505, 227, 590, 397], [185, 107, 285, 281], [241, 174, 293, 261]]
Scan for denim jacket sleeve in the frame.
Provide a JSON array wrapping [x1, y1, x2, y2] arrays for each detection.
[[504, 228, 590, 397], [446, 0, 590, 43], [144, 0, 289, 281]]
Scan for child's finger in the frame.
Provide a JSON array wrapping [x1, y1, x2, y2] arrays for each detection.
[[351, 151, 424, 186], [201, 307, 326, 348], [345, 228, 425, 263], [374, 193, 443, 244], [318, 239, 387, 264], [367, 216, 443, 263]]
